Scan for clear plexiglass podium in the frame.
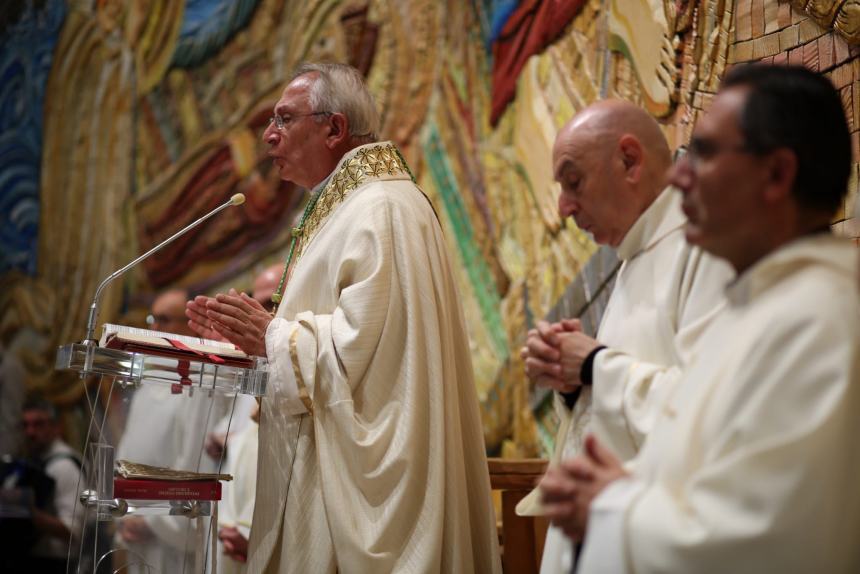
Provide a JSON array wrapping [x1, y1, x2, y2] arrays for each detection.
[[55, 338, 267, 574]]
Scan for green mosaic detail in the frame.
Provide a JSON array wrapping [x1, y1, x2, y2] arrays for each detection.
[[423, 125, 509, 358]]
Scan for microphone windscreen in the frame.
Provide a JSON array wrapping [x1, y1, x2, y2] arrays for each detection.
[[230, 193, 246, 206]]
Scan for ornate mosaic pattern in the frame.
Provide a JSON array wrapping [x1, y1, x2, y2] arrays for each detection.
[[1, 0, 857, 454], [790, 0, 860, 43], [0, 0, 66, 275]]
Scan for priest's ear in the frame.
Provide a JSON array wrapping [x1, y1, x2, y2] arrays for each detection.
[[326, 113, 350, 148], [761, 147, 798, 204], [618, 134, 644, 184]]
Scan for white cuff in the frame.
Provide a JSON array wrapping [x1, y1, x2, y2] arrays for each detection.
[[265, 318, 309, 415], [577, 477, 644, 574]]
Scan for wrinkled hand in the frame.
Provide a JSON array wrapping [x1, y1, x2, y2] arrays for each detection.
[[205, 431, 227, 460], [187, 289, 271, 357], [521, 319, 582, 392], [119, 516, 153, 543], [219, 526, 249, 563], [556, 331, 603, 385], [539, 464, 581, 539], [186, 296, 227, 342], [541, 434, 628, 541]]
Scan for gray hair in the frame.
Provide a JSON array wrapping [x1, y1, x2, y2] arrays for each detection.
[[291, 62, 380, 144]]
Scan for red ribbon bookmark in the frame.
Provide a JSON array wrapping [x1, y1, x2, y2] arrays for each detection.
[[165, 339, 226, 394], [165, 338, 227, 364]]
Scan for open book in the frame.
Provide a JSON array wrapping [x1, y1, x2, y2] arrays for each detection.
[[100, 323, 253, 368]]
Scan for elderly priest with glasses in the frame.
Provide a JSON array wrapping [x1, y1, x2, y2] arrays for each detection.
[[186, 62, 501, 574]]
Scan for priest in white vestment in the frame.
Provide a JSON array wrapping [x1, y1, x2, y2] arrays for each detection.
[[187, 63, 501, 573], [518, 101, 731, 573], [544, 64, 860, 574]]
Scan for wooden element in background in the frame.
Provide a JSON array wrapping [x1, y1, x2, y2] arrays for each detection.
[[489, 458, 549, 574]]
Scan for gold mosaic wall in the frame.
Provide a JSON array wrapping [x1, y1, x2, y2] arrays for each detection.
[[1, 0, 857, 456]]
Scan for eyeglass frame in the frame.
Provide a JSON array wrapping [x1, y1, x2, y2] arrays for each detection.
[[268, 111, 332, 131]]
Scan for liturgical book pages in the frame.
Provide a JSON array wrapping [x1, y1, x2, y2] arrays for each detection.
[[116, 459, 232, 482], [100, 323, 253, 367]]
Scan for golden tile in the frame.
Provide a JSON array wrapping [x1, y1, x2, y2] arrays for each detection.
[[834, 33, 851, 64], [789, 45, 805, 65], [737, 0, 754, 41], [765, 0, 781, 33], [779, 23, 801, 50], [833, 62, 854, 88], [736, 16, 753, 43], [798, 18, 826, 43], [752, 33, 782, 59], [733, 39, 755, 62], [752, 0, 766, 37], [802, 37, 821, 69], [818, 34, 835, 69], [792, 2, 807, 24], [778, 1, 793, 28]]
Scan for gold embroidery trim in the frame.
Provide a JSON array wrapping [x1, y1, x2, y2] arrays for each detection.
[[289, 326, 314, 415], [293, 143, 412, 264]]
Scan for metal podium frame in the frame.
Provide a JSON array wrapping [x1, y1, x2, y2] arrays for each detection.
[[54, 342, 268, 574]]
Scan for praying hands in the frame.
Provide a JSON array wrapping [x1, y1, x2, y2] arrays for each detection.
[[186, 288, 272, 357], [521, 319, 604, 392], [540, 434, 629, 541]]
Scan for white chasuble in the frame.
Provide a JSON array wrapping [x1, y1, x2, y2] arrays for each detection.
[[519, 188, 732, 574], [247, 142, 501, 574], [580, 234, 860, 574]]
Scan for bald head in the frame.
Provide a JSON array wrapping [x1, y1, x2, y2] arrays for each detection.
[[253, 263, 285, 311], [151, 288, 193, 335], [555, 100, 671, 179], [553, 100, 671, 247]]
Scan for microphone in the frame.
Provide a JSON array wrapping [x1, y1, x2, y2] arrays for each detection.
[[82, 193, 246, 344]]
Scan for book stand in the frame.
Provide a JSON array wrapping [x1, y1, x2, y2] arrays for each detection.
[[55, 341, 267, 573]]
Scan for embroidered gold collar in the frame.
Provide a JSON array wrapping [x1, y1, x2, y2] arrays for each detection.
[[270, 142, 414, 311], [293, 141, 414, 261]]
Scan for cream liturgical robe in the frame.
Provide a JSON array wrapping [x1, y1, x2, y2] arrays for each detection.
[[247, 142, 501, 573], [519, 188, 733, 574], [580, 234, 860, 574]]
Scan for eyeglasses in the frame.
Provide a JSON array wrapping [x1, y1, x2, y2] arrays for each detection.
[[676, 137, 756, 168], [268, 111, 332, 131]]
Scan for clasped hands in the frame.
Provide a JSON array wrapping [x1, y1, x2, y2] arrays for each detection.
[[520, 319, 603, 393], [540, 434, 629, 541], [185, 289, 272, 357]]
